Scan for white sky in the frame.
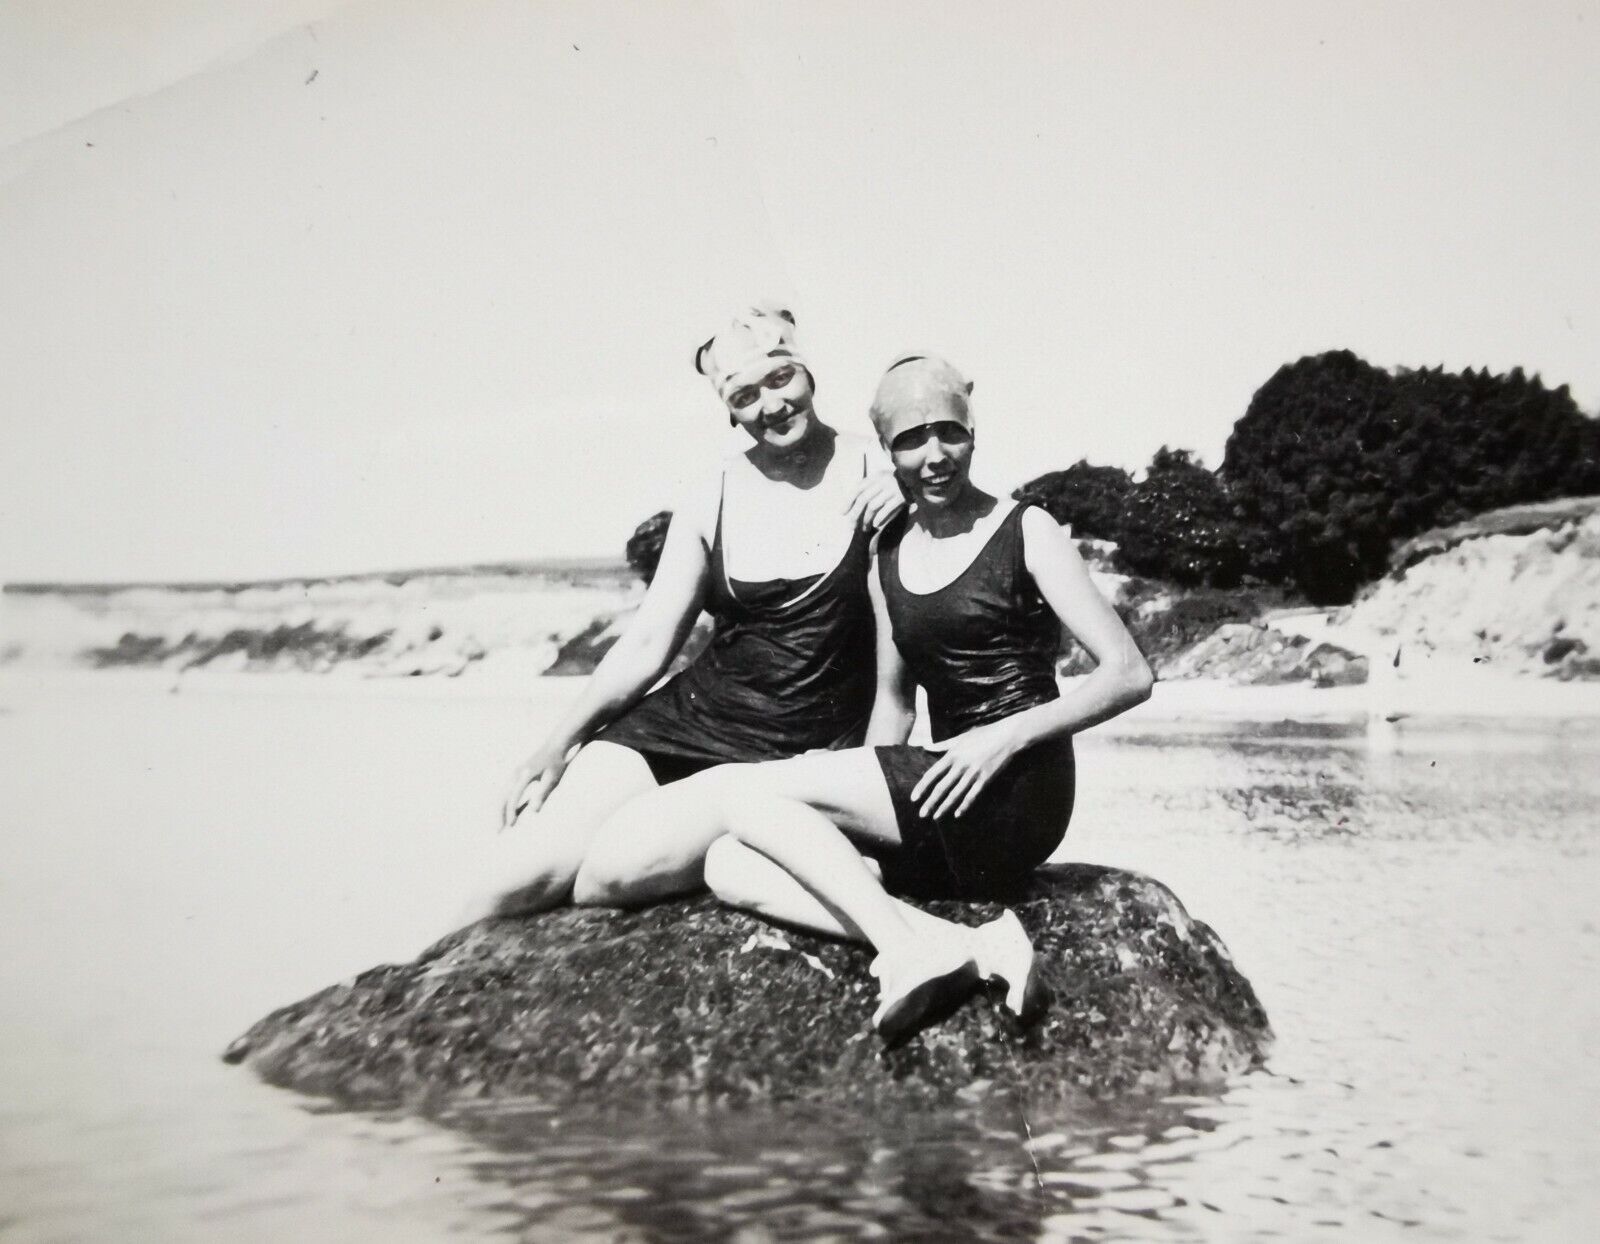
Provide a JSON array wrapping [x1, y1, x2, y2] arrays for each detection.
[[3, 0, 1597, 582]]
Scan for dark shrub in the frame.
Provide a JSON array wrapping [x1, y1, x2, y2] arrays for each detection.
[[1013, 460, 1133, 541], [1225, 351, 1600, 603], [1116, 448, 1246, 588], [626, 511, 673, 585]]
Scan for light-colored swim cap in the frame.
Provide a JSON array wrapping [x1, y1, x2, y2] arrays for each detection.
[[869, 355, 975, 444], [695, 304, 811, 399]]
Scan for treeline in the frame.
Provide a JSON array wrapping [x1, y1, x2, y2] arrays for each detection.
[[624, 352, 1599, 604], [1016, 351, 1600, 603]]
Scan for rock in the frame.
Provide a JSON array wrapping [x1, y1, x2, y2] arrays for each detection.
[[542, 613, 622, 675], [1305, 641, 1370, 687], [223, 865, 1270, 1110], [1162, 622, 1368, 686], [1543, 635, 1586, 665]]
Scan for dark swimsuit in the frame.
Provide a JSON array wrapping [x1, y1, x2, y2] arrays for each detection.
[[592, 457, 876, 780], [871, 502, 1075, 900]]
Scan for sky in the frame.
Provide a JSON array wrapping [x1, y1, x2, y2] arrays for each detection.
[[3, 0, 1598, 583]]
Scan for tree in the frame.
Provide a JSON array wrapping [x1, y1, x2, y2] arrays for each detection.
[[1012, 460, 1133, 541], [1117, 448, 1246, 588], [1223, 351, 1600, 603]]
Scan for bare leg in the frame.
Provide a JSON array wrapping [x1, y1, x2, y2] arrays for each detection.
[[704, 835, 970, 948], [574, 748, 902, 910], [575, 748, 1039, 1024], [570, 773, 740, 907], [697, 759, 986, 1038], [724, 789, 921, 953], [703, 835, 862, 937], [459, 740, 657, 920]]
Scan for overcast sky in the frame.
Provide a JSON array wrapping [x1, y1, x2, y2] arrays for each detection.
[[3, 0, 1597, 582]]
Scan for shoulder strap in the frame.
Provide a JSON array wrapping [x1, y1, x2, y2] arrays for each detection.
[[1005, 499, 1031, 556], [873, 509, 906, 586], [710, 467, 728, 561], [1006, 502, 1048, 600], [974, 501, 1030, 590]]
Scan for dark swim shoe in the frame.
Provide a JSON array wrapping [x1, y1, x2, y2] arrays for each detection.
[[869, 944, 980, 1045]]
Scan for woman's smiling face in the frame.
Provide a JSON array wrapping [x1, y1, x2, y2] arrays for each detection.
[[888, 420, 974, 506], [723, 359, 816, 450]]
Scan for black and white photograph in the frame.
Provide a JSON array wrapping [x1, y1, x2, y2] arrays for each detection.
[[2, 2, 1598, 1240]]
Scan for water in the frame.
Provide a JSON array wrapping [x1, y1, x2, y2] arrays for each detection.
[[1, 673, 1597, 1241]]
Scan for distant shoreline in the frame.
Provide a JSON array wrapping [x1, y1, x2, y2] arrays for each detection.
[[2, 555, 633, 596]]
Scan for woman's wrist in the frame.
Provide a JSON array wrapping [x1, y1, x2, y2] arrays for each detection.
[[540, 724, 585, 759]]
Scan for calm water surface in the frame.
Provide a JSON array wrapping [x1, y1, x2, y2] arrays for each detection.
[[1, 675, 1596, 1242]]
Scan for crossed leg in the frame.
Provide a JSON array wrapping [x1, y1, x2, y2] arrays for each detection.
[[574, 748, 998, 1038], [573, 749, 965, 950], [571, 749, 897, 907]]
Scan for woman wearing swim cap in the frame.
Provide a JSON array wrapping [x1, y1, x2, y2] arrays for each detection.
[[573, 354, 1152, 1042], [473, 306, 905, 917]]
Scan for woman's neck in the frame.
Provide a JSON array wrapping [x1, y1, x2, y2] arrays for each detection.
[[914, 483, 997, 538], [747, 420, 837, 486]]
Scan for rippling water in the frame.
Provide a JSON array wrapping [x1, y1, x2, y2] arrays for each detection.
[[2, 675, 1596, 1241]]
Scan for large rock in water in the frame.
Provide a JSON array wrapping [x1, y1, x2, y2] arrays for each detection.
[[224, 865, 1270, 1109]]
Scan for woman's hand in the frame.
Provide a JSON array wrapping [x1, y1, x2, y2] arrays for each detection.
[[911, 719, 1028, 819], [844, 469, 907, 531], [499, 740, 573, 831]]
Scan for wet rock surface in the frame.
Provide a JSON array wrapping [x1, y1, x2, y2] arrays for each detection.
[[225, 865, 1271, 1110]]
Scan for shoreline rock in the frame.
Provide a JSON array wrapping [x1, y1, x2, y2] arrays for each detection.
[[1162, 623, 1369, 686], [224, 865, 1271, 1111]]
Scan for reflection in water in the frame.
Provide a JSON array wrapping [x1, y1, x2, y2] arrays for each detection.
[[1, 684, 1597, 1242], [424, 1094, 1232, 1242]]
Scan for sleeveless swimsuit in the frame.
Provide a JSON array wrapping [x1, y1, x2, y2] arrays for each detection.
[[871, 502, 1076, 900], [592, 455, 876, 781]]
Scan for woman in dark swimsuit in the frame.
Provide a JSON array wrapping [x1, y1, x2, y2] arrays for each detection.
[[471, 306, 902, 917], [575, 355, 1153, 1041]]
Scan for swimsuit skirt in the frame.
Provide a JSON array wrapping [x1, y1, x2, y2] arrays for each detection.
[[592, 469, 876, 779], [871, 503, 1075, 900]]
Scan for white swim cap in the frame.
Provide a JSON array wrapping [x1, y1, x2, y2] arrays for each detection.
[[695, 304, 811, 399], [869, 355, 974, 444]]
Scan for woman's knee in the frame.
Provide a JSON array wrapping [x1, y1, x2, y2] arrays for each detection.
[[568, 785, 727, 907], [567, 796, 651, 905], [570, 844, 697, 908], [569, 857, 629, 907], [464, 846, 576, 919]]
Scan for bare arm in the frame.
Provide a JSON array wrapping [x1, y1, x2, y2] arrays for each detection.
[[863, 546, 916, 745], [1006, 505, 1154, 740], [500, 495, 712, 826], [549, 508, 712, 744], [912, 507, 1153, 818]]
